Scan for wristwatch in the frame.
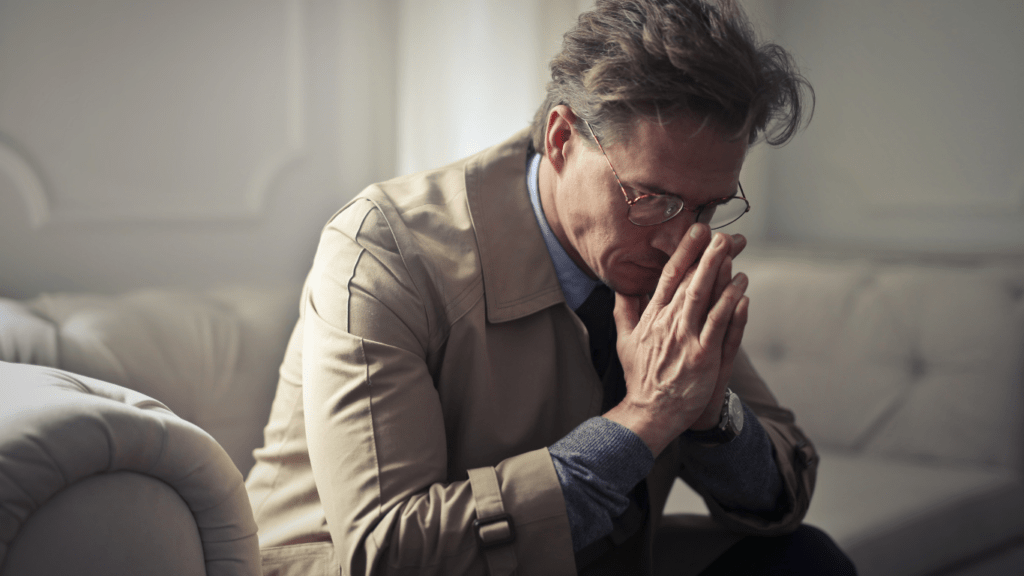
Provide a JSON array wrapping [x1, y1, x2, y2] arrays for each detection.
[[685, 388, 745, 446]]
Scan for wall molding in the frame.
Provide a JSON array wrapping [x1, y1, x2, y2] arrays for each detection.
[[0, 140, 50, 229], [243, 0, 307, 219], [0, 0, 307, 228]]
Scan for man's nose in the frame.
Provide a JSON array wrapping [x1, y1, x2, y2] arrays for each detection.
[[649, 216, 693, 256]]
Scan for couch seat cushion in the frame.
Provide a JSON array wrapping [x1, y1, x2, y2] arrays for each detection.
[[663, 449, 1024, 576]]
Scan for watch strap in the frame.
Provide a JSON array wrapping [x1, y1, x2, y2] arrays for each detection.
[[683, 389, 741, 446]]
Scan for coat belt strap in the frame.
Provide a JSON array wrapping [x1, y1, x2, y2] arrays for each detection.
[[467, 466, 518, 576]]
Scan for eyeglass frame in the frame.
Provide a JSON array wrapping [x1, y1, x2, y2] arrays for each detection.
[[583, 119, 750, 228]]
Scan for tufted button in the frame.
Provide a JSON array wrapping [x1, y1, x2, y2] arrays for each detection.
[[1007, 283, 1024, 302], [908, 352, 927, 380], [766, 341, 786, 362]]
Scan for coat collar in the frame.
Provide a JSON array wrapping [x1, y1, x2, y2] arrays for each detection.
[[465, 128, 566, 323]]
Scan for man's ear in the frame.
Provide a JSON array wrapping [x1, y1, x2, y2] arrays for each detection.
[[545, 105, 578, 173]]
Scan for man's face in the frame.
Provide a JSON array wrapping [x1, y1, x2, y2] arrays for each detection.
[[546, 114, 749, 296]]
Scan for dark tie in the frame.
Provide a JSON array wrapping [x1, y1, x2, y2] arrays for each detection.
[[574, 284, 627, 412]]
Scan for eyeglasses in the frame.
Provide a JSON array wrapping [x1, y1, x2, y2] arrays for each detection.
[[584, 120, 750, 228]]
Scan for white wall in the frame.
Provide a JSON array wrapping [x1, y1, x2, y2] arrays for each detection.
[[765, 0, 1024, 254], [395, 0, 593, 175], [0, 0, 583, 298], [0, 0, 401, 298], [2, 0, 1020, 299]]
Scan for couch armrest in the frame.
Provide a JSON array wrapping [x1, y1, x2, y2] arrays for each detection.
[[2, 471, 206, 575], [0, 361, 260, 575]]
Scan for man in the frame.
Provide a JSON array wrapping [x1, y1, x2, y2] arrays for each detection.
[[246, 1, 855, 574]]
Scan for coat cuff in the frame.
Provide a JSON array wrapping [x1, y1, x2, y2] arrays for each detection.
[[473, 447, 577, 575]]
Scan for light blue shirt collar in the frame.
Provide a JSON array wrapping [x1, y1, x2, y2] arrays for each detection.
[[526, 152, 601, 310]]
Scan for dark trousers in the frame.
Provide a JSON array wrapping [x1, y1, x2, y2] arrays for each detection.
[[655, 523, 857, 576]]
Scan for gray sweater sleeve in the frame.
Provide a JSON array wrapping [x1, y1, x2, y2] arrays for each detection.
[[678, 402, 785, 514], [550, 404, 783, 552], [549, 417, 654, 551]]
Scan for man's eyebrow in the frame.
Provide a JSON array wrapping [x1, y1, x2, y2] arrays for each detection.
[[629, 181, 739, 200], [628, 181, 676, 197]]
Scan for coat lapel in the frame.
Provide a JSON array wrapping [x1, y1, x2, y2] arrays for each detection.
[[465, 129, 566, 324]]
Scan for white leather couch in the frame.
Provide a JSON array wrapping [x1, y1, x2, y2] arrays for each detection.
[[0, 286, 299, 576], [1, 251, 1021, 575]]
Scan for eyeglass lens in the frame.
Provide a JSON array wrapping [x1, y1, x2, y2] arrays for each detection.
[[629, 195, 748, 229]]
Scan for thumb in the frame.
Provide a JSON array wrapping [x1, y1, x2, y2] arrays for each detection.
[[613, 291, 642, 339]]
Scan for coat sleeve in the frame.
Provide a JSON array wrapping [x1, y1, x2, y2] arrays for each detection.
[[677, 349, 818, 536], [301, 197, 576, 575]]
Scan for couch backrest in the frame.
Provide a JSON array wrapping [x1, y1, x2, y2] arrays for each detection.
[[4, 252, 1022, 473], [0, 286, 299, 476], [741, 252, 1024, 471]]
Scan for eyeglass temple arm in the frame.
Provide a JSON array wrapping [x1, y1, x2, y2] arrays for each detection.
[[584, 120, 632, 204]]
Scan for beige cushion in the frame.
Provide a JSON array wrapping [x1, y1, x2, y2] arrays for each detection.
[[0, 298, 57, 366], [740, 257, 885, 451], [854, 266, 1024, 468], [0, 361, 261, 575], [24, 286, 298, 475], [741, 256, 1024, 469]]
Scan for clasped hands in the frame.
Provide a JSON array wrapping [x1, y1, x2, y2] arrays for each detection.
[[604, 223, 749, 457]]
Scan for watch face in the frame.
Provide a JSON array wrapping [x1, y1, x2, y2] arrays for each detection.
[[728, 392, 744, 433]]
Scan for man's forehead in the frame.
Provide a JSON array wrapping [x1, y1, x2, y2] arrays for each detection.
[[610, 116, 748, 181]]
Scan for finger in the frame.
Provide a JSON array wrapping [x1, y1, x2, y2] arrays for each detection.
[[705, 295, 749, 416], [710, 255, 733, 313], [613, 291, 642, 341], [720, 295, 749, 372], [638, 293, 651, 316], [649, 223, 710, 310], [699, 270, 748, 348], [681, 229, 733, 295], [677, 232, 732, 330], [729, 234, 746, 260]]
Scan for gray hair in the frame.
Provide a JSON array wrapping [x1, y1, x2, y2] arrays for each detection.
[[531, 0, 813, 150]]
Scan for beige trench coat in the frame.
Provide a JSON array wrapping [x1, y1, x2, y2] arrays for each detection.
[[245, 129, 818, 576]]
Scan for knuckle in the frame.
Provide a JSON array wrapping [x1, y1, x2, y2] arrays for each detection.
[[684, 284, 703, 302], [662, 262, 683, 281], [733, 309, 749, 329], [706, 306, 728, 326], [689, 347, 710, 366], [651, 315, 674, 338]]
